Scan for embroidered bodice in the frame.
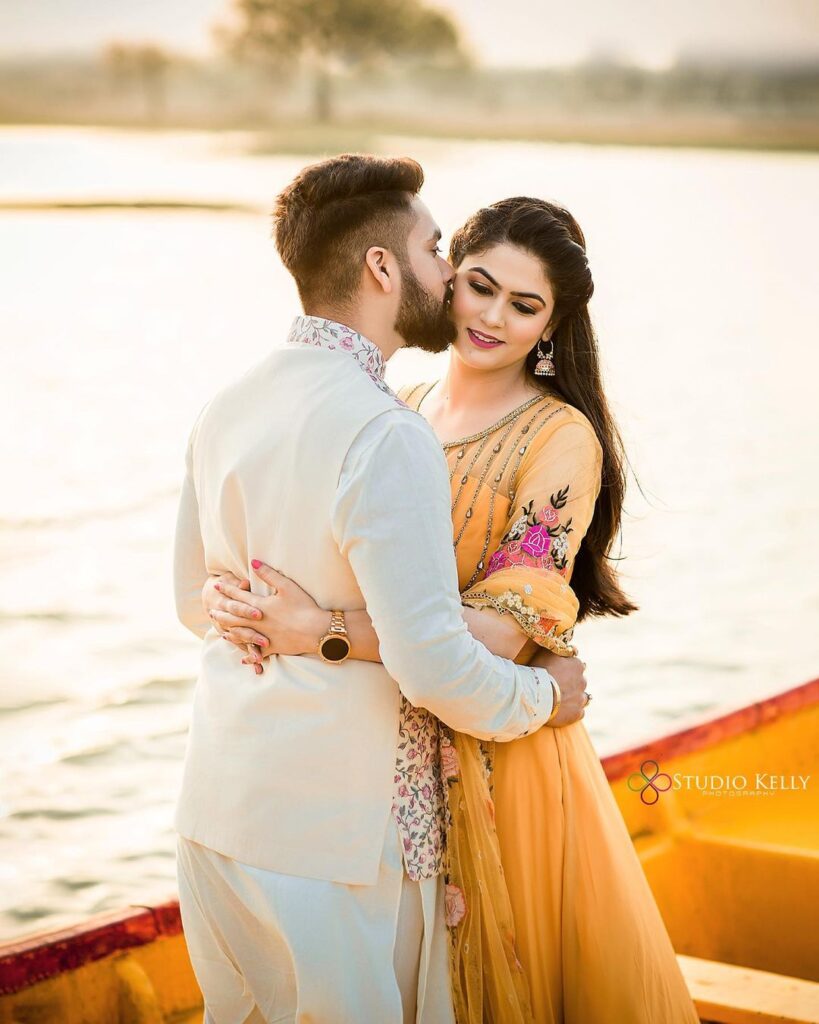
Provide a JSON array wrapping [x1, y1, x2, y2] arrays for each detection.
[[399, 382, 604, 654]]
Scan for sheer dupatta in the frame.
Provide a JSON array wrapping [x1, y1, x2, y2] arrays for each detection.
[[442, 417, 603, 1023]]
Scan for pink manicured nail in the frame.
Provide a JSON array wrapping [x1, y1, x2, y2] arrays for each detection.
[[214, 582, 221, 591], [251, 559, 262, 569]]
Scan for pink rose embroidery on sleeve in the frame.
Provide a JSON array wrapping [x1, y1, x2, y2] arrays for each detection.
[[484, 486, 574, 580]]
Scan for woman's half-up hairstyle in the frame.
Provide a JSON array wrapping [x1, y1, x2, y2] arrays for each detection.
[[450, 197, 636, 620]]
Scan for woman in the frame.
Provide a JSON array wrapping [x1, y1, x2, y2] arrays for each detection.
[[204, 197, 698, 1024]]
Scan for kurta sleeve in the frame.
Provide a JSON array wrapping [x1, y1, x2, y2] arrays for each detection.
[[461, 417, 603, 655], [331, 409, 558, 740]]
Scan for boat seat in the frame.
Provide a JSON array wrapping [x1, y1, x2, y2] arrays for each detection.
[[678, 955, 819, 1024]]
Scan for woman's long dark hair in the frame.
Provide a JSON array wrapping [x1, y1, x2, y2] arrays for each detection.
[[450, 197, 636, 621]]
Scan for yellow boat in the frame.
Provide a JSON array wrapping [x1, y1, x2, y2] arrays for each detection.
[[2, 678, 818, 1023]]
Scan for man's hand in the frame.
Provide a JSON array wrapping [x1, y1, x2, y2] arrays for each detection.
[[529, 649, 589, 728]]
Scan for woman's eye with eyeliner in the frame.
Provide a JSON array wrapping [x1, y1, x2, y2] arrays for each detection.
[[514, 303, 536, 315], [469, 281, 492, 296]]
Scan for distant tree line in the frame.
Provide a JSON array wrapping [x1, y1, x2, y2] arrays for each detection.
[[1, 0, 817, 132], [0, 49, 815, 136]]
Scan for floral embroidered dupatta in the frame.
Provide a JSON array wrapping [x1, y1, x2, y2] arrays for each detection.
[[402, 386, 603, 1023]]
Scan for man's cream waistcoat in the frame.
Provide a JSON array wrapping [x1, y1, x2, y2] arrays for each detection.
[[174, 345, 407, 885]]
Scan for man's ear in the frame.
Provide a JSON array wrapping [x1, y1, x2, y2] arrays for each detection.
[[364, 246, 396, 295]]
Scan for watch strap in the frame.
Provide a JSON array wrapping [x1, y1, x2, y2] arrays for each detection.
[[328, 610, 347, 636]]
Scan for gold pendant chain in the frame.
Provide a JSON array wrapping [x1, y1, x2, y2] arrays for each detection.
[[506, 404, 566, 500], [451, 412, 527, 551], [462, 402, 561, 589], [410, 386, 571, 592], [447, 394, 551, 515], [441, 394, 546, 451], [448, 427, 493, 490]]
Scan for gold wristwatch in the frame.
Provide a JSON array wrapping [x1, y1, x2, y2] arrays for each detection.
[[318, 610, 350, 664]]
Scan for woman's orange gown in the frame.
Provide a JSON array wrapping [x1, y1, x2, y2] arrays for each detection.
[[400, 383, 698, 1024]]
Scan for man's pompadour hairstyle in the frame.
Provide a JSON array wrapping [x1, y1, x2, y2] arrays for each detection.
[[273, 154, 425, 308]]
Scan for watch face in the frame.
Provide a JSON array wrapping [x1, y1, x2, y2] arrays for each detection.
[[321, 636, 350, 662]]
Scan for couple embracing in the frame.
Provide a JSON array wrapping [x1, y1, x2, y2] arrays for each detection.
[[173, 154, 697, 1024]]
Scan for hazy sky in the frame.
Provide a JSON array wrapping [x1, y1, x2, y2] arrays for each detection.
[[1, 0, 817, 66]]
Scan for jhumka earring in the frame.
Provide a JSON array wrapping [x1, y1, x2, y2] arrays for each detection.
[[534, 337, 556, 376]]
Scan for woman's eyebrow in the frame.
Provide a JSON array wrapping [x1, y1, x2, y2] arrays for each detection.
[[468, 266, 545, 304]]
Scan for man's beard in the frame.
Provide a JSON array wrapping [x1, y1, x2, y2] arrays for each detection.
[[394, 264, 456, 354]]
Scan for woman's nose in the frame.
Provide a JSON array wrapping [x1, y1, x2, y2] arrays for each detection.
[[481, 302, 504, 328]]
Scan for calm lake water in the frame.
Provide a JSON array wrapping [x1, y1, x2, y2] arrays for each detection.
[[0, 126, 817, 940]]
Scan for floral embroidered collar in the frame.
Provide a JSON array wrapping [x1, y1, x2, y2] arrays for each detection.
[[286, 315, 396, 398]]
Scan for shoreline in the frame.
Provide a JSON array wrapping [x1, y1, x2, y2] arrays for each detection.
[[1, 114, 817, 155]]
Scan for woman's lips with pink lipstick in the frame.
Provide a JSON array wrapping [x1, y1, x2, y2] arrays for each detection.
[[467, 328, 504, 350]]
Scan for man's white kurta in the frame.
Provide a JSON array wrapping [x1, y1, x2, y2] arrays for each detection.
[[173, 318, 555, 884], [172, 317, 557, 1021]]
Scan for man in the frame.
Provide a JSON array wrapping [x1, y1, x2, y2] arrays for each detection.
[[173, 154, 588, 1023]]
